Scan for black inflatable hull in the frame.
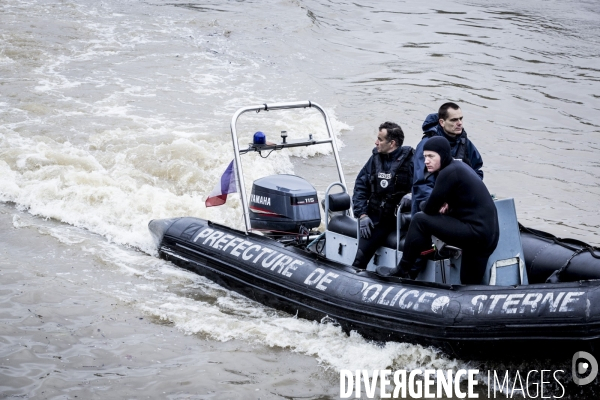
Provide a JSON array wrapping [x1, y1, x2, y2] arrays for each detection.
[[150, 217, 600, 360], [521, 226, 600, 283]]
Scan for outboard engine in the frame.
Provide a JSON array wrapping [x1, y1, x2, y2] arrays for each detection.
[[249, 174, 321, 235]]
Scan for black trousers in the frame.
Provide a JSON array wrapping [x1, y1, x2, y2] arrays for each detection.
[[400, 212, 495, 284], [352, 220, 396, 270]]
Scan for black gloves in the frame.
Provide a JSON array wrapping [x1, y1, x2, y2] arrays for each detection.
[[359, 216, 374, 239]]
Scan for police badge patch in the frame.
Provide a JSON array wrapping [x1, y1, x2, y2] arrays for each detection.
[[380, 180, 389, 188]]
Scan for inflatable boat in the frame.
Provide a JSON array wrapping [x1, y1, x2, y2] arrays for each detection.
[[149, 101, 600, 359]]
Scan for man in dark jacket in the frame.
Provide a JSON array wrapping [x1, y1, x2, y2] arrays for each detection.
[[411, 102, 484, 215], [351, 122, 414, 269], [396, 137, 499, 284]]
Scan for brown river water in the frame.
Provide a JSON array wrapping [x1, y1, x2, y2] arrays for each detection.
[[1, 0, 599, 398]]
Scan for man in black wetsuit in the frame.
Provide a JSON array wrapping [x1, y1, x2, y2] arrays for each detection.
[[393, 136, 499, 284], [351, 122, 414, 269]]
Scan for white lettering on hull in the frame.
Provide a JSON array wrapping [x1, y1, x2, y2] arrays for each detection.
[[189, 227, 585, 316], [192, 227, 301, 279]]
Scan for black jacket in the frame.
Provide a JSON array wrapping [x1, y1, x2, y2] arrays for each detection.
[[411, 113, 484, 216], [352, 146, 414, 223], [423, 160, 498, 250]]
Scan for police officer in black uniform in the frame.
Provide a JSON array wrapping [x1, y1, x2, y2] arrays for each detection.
[[351, 122, 414, 269]]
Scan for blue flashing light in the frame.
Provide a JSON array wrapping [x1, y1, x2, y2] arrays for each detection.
[[253, 131, 266, 145]]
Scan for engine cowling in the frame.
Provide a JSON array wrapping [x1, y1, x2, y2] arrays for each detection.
[[249, 174, 321, 235]]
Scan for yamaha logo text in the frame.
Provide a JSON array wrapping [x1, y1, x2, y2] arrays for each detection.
[[250, 194, 271, 206]]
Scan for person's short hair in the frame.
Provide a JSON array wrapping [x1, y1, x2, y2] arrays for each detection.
[[379, 121, 404, 147], [438, 102, 460, 120]]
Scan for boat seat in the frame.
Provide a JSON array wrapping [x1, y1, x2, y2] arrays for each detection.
[[415, 236, 462, 285], [327, 191, 352, 214], [481, 198, 529, 285], [325, 191, 356, 235], [328, 213, 357, 238], [327, 217, 408, 250], [326, 191, 410, 251]]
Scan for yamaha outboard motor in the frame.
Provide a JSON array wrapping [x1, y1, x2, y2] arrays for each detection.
[[249, 174, 321, 235]]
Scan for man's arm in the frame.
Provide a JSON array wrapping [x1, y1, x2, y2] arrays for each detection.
[[352, 162, 371, 219], [407, 149, 415, 190], [468, 140, 484, 180], [423, 167, 455, 215]]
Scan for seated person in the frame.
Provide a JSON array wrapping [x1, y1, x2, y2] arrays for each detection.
[[351, 122, 414, 269], [412, 102, 484, 216], [388, 137, 499, 284]]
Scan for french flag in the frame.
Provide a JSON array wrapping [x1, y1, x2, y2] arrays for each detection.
[[205, 160, 238, 207]]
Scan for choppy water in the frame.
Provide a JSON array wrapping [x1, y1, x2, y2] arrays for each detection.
[[1, 0, 599, 398]]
